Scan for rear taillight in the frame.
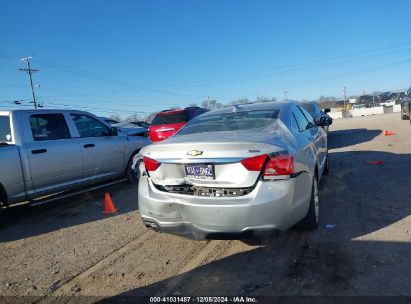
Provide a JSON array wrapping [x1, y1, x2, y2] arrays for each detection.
[[241, 153, 294, 176], [264, 154, 294, 176], [240, 154, 267, 171], [143, 156, 160, 171]]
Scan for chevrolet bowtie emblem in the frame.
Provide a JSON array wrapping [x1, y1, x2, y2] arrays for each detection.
[[187, 150, 203, 157]]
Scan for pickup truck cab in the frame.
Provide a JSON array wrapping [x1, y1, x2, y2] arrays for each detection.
[[0, 109, 150, 209]]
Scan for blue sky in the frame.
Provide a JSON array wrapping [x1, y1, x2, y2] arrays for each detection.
[[1, 0, 411, 118]]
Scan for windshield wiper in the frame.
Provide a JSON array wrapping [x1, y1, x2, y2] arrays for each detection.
[[0, 142, 9, 146]]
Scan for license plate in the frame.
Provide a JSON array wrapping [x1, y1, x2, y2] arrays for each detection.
[[185, 164, 215, 180]]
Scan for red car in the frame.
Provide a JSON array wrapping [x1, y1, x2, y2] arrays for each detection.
[[149, 107, 208, 142]]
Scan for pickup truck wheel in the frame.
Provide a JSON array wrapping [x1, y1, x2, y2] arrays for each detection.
[[296, 174, 319, 230], [126, 156, 141, 184]]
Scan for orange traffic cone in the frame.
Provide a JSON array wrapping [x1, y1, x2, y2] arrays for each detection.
[[384, 130, 396, 136], [102, 193, 118, 214]]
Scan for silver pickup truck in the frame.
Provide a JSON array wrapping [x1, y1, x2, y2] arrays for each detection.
[[0, 109, 151, 209]]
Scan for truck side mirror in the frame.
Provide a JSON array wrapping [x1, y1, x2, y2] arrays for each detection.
[[324, 108, 331, 113]]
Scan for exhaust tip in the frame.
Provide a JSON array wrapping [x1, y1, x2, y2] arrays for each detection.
[[144, 220, 160, 232]]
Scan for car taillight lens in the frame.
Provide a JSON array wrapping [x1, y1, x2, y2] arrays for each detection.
[[143, 156, 160, 171], [264, 154, 294, 176], [240, 154, 268, 171], [241, 153, 294, 176]]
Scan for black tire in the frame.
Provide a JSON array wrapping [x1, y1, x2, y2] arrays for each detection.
[[0, 186, 7, 215], [297, 174, 319, 230], [126, 154, 142, 184], [323, 152, 329, 176]]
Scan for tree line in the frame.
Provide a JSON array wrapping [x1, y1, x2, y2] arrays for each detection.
[[112, 92, 378, 123]]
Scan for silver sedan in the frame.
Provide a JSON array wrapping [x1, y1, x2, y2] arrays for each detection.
[[137, 101, 331, 239]]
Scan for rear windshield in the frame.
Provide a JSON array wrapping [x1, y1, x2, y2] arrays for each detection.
[[151, 111, 188, 126], [177, 110, 280, 135], [0, 115, 12, 142]]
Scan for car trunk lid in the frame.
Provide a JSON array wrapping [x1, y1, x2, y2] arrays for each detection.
[[143, 131, 292, 188]]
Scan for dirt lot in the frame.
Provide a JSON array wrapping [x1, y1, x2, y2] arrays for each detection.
[[1, 112, 411, 302]]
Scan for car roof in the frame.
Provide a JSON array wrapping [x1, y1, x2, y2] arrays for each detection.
[[157, 109, 184, 115], [0, 109, 101, 117], [4, 108, 83, 113], [199, 101, 295, 117], [158, 106, 206, 115]]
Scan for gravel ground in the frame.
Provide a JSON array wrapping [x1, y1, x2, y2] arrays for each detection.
[[1, 112, 411, 302]]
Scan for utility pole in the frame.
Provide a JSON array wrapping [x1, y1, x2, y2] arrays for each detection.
[[284, 91, 288, 101], [343, 86, 347, 114], [19, 57, 39, 109]]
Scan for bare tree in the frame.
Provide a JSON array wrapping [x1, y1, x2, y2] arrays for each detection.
[[145, 112, 157, 123], [124, 113, 144, 123], [109, 114, 121, 122], [258, 96, 277, 103], [201, 99, 223, 111]]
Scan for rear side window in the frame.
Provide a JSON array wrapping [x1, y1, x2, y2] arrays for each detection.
[[0, 116, 12, 142], [311, 103, 322, 116], [151, 111, 188, 126], [292, 108, 310, 133], [300, 103, 313, 113], [301, 102, 321, 117], [71, 113, 110, 138], [298, 105, 316, 126], [30, 114, 71, 141]]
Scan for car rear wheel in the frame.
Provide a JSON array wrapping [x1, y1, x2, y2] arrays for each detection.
[[126, 154, 141, 184], [297, 174, 319, 230]]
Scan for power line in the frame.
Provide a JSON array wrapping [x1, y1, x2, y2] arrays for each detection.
[[6, 42, 411, 110], [159, 42, 411, 90], [33, 55, 208, 100]]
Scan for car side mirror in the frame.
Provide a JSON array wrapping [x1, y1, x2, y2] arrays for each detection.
[[319, 117, 332, 126], [110, 127, 118, 136], [324, 108, 331, 113]]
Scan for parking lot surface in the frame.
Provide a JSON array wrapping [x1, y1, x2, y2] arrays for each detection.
[[1, 112, 411, 301]]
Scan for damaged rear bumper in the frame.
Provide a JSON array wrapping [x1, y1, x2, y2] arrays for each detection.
[[138, 176, 306, 239]]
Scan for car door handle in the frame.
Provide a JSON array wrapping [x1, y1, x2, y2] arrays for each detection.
[[84, 144, 95, 148], [32, 149, 47, 154]]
